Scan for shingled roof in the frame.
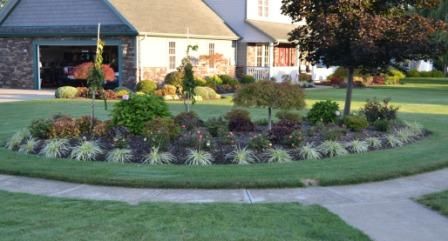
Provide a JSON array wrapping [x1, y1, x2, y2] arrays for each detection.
[[0, 0, 238, 40], [108, 0, 239, 40], [246, 20, 298, 43]]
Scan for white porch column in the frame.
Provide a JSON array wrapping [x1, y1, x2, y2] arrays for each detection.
[[268, 42, 274, 79]]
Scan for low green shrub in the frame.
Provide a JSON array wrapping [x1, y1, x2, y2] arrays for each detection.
[[136, 80, 157, 94], [194, 86, 221, 100], [205, 75, 223, 88], [174, 112, 203, 131], [205, 117, 228, 137], [276, 110, 302, 123], [164, 71, 183, 88], [112, 95, 171, 134], [248, 134, 271, 151], [344, 115, 369, 132], [114, 87, 133, 98], [225, 109, 255, 132], [55, 86, 78, 99], [239, 75, 256, 84], [373, 119, 390, 132], [219, 75, 238, 86], [409, 70, 445, 78], [194, 77, 207, 87], [29, 119, 52, 139], [143, 117, 180, 149], [361, 98, 399, 123], [307, 100, 340, 124], [385, 67, 406, 85], [322, 126, 347, 141]]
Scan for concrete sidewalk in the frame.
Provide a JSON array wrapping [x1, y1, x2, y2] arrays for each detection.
[[0, 89, 54, 103], [0, 168, 447, 241]]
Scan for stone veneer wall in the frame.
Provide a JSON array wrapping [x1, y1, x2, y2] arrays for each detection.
[[0, 36, 137, 89], [0, 38, 34, 89], [142, 53, 236, 84]]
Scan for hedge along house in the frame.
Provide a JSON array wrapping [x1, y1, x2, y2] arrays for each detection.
[[0, 0, 238, 90]]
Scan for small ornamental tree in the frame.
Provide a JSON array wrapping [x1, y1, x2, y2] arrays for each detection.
[[178, 45, 199, 112], [282, 0, 448, 116], [233, 81, 305, 130]]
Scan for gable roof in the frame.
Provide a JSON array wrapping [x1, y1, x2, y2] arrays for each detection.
[[108, 0, 239, 40], [0, 0, 136, 36], [246, 20, 297, 43]]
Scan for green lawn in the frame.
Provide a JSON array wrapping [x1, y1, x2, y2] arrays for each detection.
[[418, 190, 448, 217], [0, 191, 371, 241], [0, 80, 447, 188]]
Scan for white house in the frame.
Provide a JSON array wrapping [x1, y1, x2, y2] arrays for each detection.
[[205, 0, 336, 81], [0, 0, 239, 89]]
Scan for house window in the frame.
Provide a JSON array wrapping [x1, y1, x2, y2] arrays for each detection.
[[258, 0, 269, 17], [169, 42, 176, 70], [209, 43, 215, 68], [255, 44, 269, 67]]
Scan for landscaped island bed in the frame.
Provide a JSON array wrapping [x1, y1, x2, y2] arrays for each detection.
[[0, 80, 447, 188]]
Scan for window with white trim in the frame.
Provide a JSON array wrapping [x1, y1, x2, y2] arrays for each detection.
[[258, 0, 269, 17], [169, 42, 176, 70], [209, 43, 215, 68], [255, 44, 269, 67]]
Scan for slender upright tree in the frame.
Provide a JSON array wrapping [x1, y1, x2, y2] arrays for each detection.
[[87, 24, 108, 131], [178, 45, 198, 112], [282, 0, 447, 116]]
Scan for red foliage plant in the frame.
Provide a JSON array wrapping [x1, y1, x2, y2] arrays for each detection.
[[73, 62, 116, 82]]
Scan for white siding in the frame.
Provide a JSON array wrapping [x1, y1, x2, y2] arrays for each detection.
[[139, 36, 235, 69], [204, 0, 271, 43], [246, 0, 292, 24]]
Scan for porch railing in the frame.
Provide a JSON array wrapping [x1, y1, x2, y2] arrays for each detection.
[[246, 66, 270, 80]]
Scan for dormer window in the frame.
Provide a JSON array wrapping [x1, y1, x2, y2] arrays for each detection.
[[258, 0, 269, 17]]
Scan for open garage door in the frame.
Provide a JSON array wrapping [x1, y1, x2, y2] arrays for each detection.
[[38, 45, 120, 89]]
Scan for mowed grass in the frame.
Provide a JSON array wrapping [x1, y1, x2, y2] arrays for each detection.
[[418, 190, 448, 217], [0, 191, 372, 241], [0, 79, 447, 188]]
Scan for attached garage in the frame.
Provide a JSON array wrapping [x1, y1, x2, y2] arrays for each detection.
[[0, 0, 138, 90]]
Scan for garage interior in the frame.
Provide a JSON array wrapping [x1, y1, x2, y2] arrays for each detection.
[[39, 45, 119, 89]]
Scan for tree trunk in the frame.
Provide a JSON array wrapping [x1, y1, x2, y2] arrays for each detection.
[[268, 107, 272, 131], [343, 67, 355, 117], [90, 88, 96, 133]]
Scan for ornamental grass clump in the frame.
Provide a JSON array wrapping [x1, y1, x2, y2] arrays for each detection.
[[225, 146, 258, 165], [185, 149, 213, 166], [298, 143, 322, 160], [106, 148, 133, 164], [5, 129, 30, 151], [319, 141, 348, 157], [395, 128, 415, 144], [346, 140, 369, 154], [404, 121, 425, 137], [264, 148, 293, 163], [40, 139, 70, 158], [70, 141, 102, 161], [18, 138, 39, 154], [365, 137, 382, 149], [143, 147, 176, 165], [386, 134, 404, 148]]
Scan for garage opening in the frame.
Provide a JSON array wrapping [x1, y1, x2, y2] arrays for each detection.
[[38, 45, 120, 89]]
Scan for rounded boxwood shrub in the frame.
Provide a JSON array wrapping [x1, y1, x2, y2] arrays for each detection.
[[194, 87, 221, 100], [136, 80, 157, 94], [114, 87, 133, 98], [307, 100, 340, 124], [112, 95, 171, 134], [239, 75, 256, 84], [55, 86, 78, 99], [164, 71, 183, 88], [29, 118, 53, 139], [344, 115, 369, 132], [219, 75, 238, 86]]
